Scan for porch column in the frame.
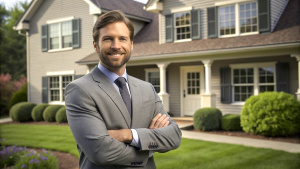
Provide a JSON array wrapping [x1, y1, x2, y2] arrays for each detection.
[[292, 55, 300, 101], [201, 60, 216, 108], [157, 63, 170, 112]]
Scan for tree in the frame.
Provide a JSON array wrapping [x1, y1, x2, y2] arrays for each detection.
[[0, 1, 28, 80]]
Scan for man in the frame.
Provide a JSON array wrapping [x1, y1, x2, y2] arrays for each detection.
[[65, 10, 181, 169]]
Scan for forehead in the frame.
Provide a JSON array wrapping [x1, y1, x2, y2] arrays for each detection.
[[99, 22, 130, 37]]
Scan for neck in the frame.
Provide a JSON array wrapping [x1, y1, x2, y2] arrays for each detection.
[[100, 63, 126, 76]]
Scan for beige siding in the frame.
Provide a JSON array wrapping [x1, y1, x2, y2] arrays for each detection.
[[212, 55, 297, 115], [29, 0, 94, 104], [160, 0, 289, 44]]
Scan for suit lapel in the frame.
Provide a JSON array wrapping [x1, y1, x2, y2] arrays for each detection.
[[128, 76, 143, 128], [91, 67, 131, 128]]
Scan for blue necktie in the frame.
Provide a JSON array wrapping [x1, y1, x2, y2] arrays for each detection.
[[115, 77, 132, 115]]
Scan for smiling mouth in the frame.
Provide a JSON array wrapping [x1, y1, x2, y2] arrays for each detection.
[[107, 53, 124, 56]]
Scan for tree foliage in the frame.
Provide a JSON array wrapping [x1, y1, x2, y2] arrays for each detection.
[[0, 1, 28, 80]]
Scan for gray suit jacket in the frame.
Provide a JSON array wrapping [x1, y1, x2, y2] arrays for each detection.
[[65, 67, 182, 169]]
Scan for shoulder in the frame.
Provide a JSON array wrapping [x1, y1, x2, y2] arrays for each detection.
[[128, 75, 152, 86]]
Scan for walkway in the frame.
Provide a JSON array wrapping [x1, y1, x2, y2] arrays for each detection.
[[1, 117, 299, 153], [173, 117, 300, 153]]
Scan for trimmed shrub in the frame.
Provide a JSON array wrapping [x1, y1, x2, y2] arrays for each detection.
[[241, 92, 300, 136], [221, 114, 242, 131], [8, 83, 28, 109], [9, 102, 36, 122], [9, 90, 27, 108], [31, 103, 49, 121], [43, 105, 63, 122], [193, 107, 222, 131], [56, 106, 67, 123]]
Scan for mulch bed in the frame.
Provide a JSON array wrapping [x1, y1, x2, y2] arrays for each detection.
[[3, 120, 300, 169]]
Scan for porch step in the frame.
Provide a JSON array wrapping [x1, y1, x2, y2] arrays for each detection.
[[172, 117, 193, 122]]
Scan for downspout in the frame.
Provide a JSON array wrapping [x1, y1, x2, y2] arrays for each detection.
[[18, 30, 30, 102]]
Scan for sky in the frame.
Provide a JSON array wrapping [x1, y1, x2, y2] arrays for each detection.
[[0, 0, 148, 9]]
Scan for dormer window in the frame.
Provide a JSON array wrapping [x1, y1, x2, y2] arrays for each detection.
[[165, 9, 201, 43], [175, 12, 191, 41], [219, 2, 258, 37], [208, 0, 270, 38]]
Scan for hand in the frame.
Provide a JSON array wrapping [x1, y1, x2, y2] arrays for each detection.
[[108, 129, 133, 143], [148, 113, 170, 129]]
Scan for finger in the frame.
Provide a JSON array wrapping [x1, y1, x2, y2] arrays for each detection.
[[154, 114, 166, 129], [163, 121, 169, 127], [149, 113, 161, 129], [158, 116, 169, 128]]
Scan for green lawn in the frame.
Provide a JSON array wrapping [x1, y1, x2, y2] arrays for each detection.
[[1, 124, 299, 169]]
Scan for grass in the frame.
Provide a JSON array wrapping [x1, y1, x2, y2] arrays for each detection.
[[1, 124, 299, 169]]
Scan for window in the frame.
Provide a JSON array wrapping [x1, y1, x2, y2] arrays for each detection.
[[187, 72, 200, 95], [175, 12, 191, 41], [42, 18, 80, 52], [165, 9, 200, 43], [218, 1, 258, 37], [231, 63, 275, 102], [49, 75, 73, 102], [145, 69, 160, 93]]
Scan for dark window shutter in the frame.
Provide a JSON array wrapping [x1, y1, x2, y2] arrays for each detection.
[[220, 68, 232, 103], [207, 7, 218, 38], [276, 62, 289, 93], [165, 14, 174, 43], [74, 75, 84, 80], [191, 9, 201, 40], [72, 18, 81, 48], [258, 0, 270, 33], [41, 25, 48, 52], [42, 76, 48, 103]]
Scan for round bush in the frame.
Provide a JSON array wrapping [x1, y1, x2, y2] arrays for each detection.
[[31, 103, 49, 121], [221, 114, 242, 131], [43, 105, 63, 122], [193, 107, 222, 131], [9, 102, 36, 122], [241, 92, 300, 136], [9, 90, 27, 108], [56, 106, 67, 123]]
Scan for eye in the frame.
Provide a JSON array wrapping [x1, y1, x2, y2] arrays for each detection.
[[103, 37, 111, 41], [120, 37, 128, 41]]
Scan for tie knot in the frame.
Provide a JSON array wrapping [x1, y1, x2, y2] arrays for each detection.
[[115, 77, 127, 87]]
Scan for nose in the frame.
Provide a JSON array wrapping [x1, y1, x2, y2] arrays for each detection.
[[111, 40, 120, 50]]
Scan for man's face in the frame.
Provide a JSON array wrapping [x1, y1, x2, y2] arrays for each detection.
[[93, 22, 133, 72]]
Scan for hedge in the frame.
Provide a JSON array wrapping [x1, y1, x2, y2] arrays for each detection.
[[9, 102, 36, 122], [56, 106, 67, 123], [221, 114, 242, 131], [43, 105, 64, 122], [193, 107, 222, 131], [31, 103, 49, 121]]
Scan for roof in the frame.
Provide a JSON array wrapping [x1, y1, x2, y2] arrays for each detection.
[[91, 0, 155, 21]]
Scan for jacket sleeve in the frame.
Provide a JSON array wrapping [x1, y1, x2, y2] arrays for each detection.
[[65, 82, 149, 166], [136, 85, 182, 152]]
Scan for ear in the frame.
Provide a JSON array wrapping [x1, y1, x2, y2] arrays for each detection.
[[131, 41, 133, 51], [93, 41, 99, 53]]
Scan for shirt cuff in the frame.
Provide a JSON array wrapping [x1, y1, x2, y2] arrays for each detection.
[[130, 129, 140, 148]]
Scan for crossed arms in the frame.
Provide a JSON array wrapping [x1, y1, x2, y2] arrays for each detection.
[[65, 81, 182, 167]]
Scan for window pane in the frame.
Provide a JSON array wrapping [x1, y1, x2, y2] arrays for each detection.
[[148, 72, 160, 93], [175, 12, 191, 40], [219, 5, 235, 35], [187, 72, 200, 95], [239, 2, 258, 33], [234, 86, 253, 101], [49, 23, 59, 49], [259, 67, 274, 83]]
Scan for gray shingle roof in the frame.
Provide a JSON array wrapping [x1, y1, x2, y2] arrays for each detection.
[[77, 0, 300, 64]]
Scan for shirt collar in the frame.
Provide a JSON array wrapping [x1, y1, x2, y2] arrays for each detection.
[[98, 62, 128, 83]]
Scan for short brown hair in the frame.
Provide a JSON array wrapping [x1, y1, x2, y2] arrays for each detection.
[[93, 10, 134, 43]]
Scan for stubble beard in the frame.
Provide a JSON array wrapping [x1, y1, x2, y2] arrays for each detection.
[[98, 49, 131, 70]]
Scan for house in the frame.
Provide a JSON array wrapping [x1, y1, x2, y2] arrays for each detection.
[[14, 0, 300, 117]]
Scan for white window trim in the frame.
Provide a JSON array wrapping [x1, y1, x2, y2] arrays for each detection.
[[229, 62, 277, 104], [47, 17, 74, 52], [171, 6, 192, 13], [218, 1, 259, 38], [47, 71, 75, 104], [174, 11, 192, 41]]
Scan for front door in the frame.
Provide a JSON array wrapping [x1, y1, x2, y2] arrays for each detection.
[[181, 66, 204, 116]]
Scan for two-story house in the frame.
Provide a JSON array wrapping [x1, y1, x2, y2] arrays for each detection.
[[15, 0, 300, 117]]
